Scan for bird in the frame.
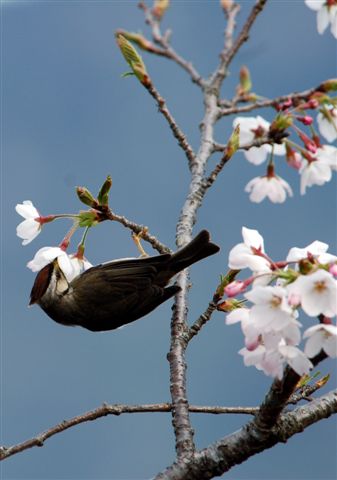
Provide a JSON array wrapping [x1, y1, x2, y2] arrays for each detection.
[[29, 230, 220, 332]]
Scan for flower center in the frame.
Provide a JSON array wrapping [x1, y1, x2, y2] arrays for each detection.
[[314, 280, 327, 293], [270, 295, 282, 308], [252, 125, 266, 138]]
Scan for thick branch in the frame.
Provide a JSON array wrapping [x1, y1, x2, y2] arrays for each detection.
[[155, 390, 337, 480], [0, 403, 259, 462], [253, 351, 327, 432]]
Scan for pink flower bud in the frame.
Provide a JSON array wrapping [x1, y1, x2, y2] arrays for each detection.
[[288, 293, 301, 307], [245, 338, 260, 351], [287, 151, 302, 170], [280, 99, 292, 110], [329, 263, 337, 277], [296, 115, 313, 126], [224, 281, 245, 297], [307, 99, 319, 109]]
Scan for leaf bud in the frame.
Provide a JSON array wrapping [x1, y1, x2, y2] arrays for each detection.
[[116, 34, 151, 86], [76, 187, 98, 208], [319, 78, 337, 92], [225, 125, 240, 158], [97, 175, 112, 206], [152, 0, 170, 20]]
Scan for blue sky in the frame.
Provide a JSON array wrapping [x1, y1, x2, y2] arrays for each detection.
[[1, 1, 336, 479]]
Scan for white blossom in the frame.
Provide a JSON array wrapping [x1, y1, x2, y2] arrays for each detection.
[[317, 108, 337, 143], [245, 286, 298, 332], [299, 146, 337, 194], [278, 344, 313, 375], [305, 0, 337, 39], [304, 323, 337, 358], [233, 116, 286, 165], [287, 269, 337, 317], [16, 200, 41, 245], [286, 240, 337, 264], [68, 255, 93, 282], [245, 175, 293, 203], [27, 247, 92, 283], [228, 227, 271, 274], [27, 246, 73, 279]]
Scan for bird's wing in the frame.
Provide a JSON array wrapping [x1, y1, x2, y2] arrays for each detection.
[[69, 258, 170, 316]]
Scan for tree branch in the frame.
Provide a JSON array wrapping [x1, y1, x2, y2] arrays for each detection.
[[0, 403, 259, 462], [218, 84, 325, 116], [209, 0, 268, 90], [144, 82, 196, 169], [155, 389, 337, 480], [98, 207, 172, 254], [139, 1, 204, 87]]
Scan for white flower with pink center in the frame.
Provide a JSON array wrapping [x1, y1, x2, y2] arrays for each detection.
[[304, 323, 337, 358], [245, 286, 298, 333], [228, 227, 271, 275], [16, 200, 42, 245], [245, 175, 293, 203], [233, 116, 286, 165], [27, 247, 93, 283], [287, 269, 337, 317], [286, 240, 337, 264], [317, 107, 337, 143], [299, 146, 337, 194]]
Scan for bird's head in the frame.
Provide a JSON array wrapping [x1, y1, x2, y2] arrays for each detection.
[[29, 259, 70, 306]]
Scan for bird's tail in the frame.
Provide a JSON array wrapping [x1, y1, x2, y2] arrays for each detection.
[[169, 230, 220, 273], [151, 230, 219, 289]]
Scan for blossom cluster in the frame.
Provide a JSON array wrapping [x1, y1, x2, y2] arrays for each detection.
[[234, 104, 337, 203], [224, 227, 337, 379]]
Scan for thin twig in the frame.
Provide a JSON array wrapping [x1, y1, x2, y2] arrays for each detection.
[[209, 0, 267, 90], [218, 85, 322, 116], [102, 208, 172, 254], [144, 82, 196, 169], [222, 3, 241, 57], [139, 1, 204, 87], [0, 403, 259, 461], [222, 0, 268, 69], [187, 297, 219, 342]]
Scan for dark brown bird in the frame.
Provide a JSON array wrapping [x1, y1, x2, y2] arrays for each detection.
[[29, 230, 219, 332]]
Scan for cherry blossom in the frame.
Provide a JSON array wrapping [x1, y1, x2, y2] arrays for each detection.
[[304, 323, 337, 358], [226, 308, 260, 349], [286, 240, 337, 264], [69, 255, 93, 281], [233, 116, 286, 165], [245, 175, 293, 203], [16, 201, 42, 245], [228, 227, 271, 273], [299, 146, 337, 194], [27, 247, 92, 283], [245, 286, 298, 332], [317, 107, 337, 143], [305, 0, 337, 39], [27, 247, 74, 279], [278, 344, 313, 375], [287, 269, 337, 317]]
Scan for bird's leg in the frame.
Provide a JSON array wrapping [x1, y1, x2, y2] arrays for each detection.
[[132, 228, 150, 257]]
